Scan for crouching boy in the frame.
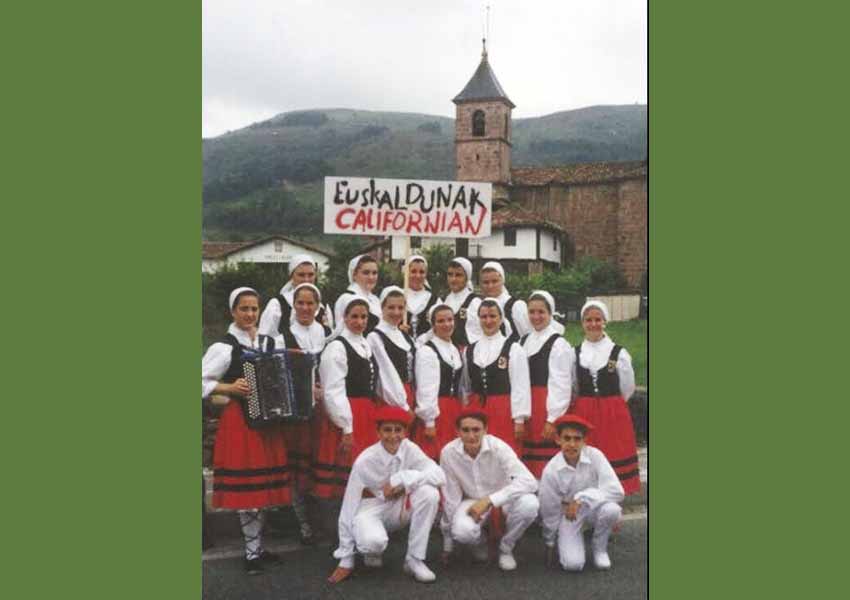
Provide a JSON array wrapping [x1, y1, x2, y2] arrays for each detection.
[[328, 406, 445, 584], [539, 415, 625, 571]]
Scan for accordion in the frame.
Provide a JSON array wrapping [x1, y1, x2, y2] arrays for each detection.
[[240, 348, 316, 429]]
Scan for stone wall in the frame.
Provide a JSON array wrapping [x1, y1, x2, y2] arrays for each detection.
[[455, 100, 512, 183]]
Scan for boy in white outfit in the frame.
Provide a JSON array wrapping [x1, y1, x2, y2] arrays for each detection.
[[539, 414, 625, 571], [439, 407, 539, 571], [328, 406, 445, 584]]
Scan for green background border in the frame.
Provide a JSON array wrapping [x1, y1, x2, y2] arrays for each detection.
[[6, 0, 846, 597]]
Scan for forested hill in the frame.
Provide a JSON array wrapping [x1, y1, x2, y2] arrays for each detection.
[[202, 105, 647, 242]]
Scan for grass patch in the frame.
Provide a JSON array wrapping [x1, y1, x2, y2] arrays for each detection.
[[564, 319, 647, 387]]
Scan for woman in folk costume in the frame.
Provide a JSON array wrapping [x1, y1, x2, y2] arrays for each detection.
[[314, 296, 381, 499], [519, 290, 575, 478], [403, 254, 439, 339], [412, 304, 464, 459], [443, 257, 482, 349], [367, 286, 417, 414], [258, 254, 333, 337], [277, 283, 327, 545], [478, 261, 532, 342], [201, 287, 290, 575], [569, 300, 640, 495], [463, 299, 531, 454], [333, 254, 381, 335]]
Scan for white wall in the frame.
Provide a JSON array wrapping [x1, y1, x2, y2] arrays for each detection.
[[539, 229, 561, 263], [587, 295, 641, 322], [473, 227, 537, 260], [202, 239, 330, 274]]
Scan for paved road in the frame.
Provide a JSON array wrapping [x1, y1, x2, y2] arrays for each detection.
[[202, 517, 647, 600]]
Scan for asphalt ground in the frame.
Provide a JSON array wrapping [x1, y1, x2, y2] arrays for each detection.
[[202, 517, 647, 600]]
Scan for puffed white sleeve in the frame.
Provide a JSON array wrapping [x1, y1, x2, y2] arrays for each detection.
[[414, 345, 440, 427], [332, 462, 366, 566], [546, 338, 574, 422], [318, 340, 354, 434], [367, 333, 408, 409], [201, 342, 233, 399], [573, 448, 625, 509], [465, 297, 483, 344], [489, 439, 538, 507], [538, 467, 563, 547], [258, 297, 282, 337], [321, 302, 335, 331], [508, 343, 531, 423], [511, 299, 532, 337], [617, 347, 636, 402]]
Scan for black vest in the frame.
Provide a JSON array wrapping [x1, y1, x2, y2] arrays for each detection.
[[499, 297, 520, 343], [344, 289, 380, 334], [466, 338, 514, 399], [277, 294, 332, 337], [452, 292, 481, 347], [425, 341, 462, 398], [280, 328, 317, 405], [406, 292, 439, 338], [521, 333, 562, 387], [220, 333, 275, 383], [336, 337, 379, 400], [575, 344, 623, 397], [372, 329, 416, 385]]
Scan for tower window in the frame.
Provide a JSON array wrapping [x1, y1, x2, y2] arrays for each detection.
[[472, 110, 485, 136]]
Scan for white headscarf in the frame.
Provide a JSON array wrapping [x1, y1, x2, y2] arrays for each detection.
[[292, 282, 322, 302], [478, 297, 503, 317], [404, 254, 431, 290], [449, 257, 474, 292], [348, 254, 376, 284], [528, 290, 566, 335], [281, 254, 317, 295], [228, 287, 258, 310], [379, 285, 406, 305], [581, 299, 610, 322], [480, 261, 505, 281]]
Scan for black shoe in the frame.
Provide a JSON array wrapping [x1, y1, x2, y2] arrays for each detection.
[[259, 550, 281, 565], [244, 558, 265, 576], [299, 530, 315, 546]]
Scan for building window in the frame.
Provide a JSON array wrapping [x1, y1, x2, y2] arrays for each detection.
[[274, 240, 284, 252], [504, 227, 517, 247], [472, 110, 485, 136], [411, 236, 422, 249], [553, 236, 558, 250]]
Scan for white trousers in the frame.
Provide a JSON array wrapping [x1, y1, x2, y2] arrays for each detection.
[[557, 501, 622, 571], [352, 484, 440, 562], [448, 494, 539, 554]]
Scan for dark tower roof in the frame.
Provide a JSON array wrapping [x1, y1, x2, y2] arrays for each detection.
[[453, 41, 515, 108]]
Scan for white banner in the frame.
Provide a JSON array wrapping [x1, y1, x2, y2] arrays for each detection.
[[323, 176, 492, 238]]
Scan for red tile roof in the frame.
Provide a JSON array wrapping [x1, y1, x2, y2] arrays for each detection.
[[492, 204, 565, 233], [511, 160, 647, 187]]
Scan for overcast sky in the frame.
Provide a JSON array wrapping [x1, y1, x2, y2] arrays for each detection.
[[203, 0, 647, 138]]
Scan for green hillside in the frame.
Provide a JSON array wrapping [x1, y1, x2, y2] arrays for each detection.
[[202, 105, 647, 242]]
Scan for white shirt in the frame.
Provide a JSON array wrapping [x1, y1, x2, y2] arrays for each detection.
[[414, 337, 463, 427], [495, 289, 531, 339], [201, 324, 276, 399], [522, 325, 575, 422], [367, 320, 413, 409], [405, 287, 433, 317], [575, 335, 636, 401], [258, 290, 334, 337], [444, 289, 483, 344], [464, 332, 532, 422], [538, 446, 625, 546], [333, 439, 446, 560], [439, 435, 538, 523], [333, 282, 381, 331], [288, 320, 327, 353], [318, 329, 373, 434]]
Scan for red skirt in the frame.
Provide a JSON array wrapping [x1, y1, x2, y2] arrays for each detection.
[[569, 395, 641, 494], [281, 420, 313, 492], [312, 396, 378, 499], [212, 401, 292, 510], [413, 395, 463, 459], [521, 386, 561, 478], [469, 393, 519, 454]]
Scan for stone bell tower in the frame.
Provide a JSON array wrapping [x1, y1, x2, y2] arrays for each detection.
[[453, 39, 514, 194]]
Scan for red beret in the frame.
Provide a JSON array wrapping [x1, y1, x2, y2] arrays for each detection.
[[374, 406, 413, 427], [455, 406, 489, 428], [554, 414, 595, 431]]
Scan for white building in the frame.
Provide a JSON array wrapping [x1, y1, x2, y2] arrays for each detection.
[[202, 235, 331, 274]]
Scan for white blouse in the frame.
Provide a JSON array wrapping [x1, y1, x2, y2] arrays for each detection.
[[258, 289, 334, 337], [318, 329, 374, 434], [201, 323, 274, 399], [367, 320, 413, 410], [522, 324, 575, 422], [405, 287, 433, 317], [443, 289, 483, 345], [414, 336, 463, 427], [494, 289, 532, 339], [465, 332, 532, 423], [575, 335, 636, 401], [288, 320, 327, 353]]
